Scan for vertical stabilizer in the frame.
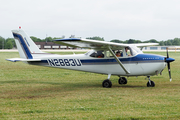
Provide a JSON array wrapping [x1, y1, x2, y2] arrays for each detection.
[[12, 29, 43, 59]]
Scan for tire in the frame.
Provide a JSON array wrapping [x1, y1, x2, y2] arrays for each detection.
[[147, 81, 155, 87], [118, 77, 127, 84], [102, 79, 112, 88]]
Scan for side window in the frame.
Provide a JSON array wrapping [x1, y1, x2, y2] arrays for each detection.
[[89, 48, 134, 58], [106, 50, 113, 58], [90, 51, 104, 58], [114, 50, 123, 57], [123, 47, 132, 57], [106, 49, 123, 58], [105, 48, 132, 58]]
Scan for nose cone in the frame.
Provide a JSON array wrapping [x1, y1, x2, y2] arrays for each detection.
[[165, 57, 175, 63]]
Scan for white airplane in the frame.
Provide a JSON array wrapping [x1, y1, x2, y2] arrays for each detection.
[[6, 28, 175, 88]]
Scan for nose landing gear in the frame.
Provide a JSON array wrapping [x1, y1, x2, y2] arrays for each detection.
[[147, 76, 155, 87]]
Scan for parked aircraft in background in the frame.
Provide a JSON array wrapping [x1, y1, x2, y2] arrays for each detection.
[[6, 28, 175, 88]]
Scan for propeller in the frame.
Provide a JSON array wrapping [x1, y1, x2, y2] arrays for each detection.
[[165, 47, 175, 81]]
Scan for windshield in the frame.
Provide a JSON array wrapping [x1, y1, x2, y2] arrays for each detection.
[[130, 46, 143, 56]]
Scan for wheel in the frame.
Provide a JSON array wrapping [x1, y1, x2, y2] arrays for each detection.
[[118, 77, 127, 84], [147, 81, 155, 87], [102, 79, 112, 88]]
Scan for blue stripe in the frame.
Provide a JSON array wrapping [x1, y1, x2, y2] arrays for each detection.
[[13, 33, 33, 59], [80, 54, 165, 65], [27, 54, 165, 66]]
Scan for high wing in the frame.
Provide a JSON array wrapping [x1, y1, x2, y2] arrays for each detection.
[[53, 38, 159, 50]]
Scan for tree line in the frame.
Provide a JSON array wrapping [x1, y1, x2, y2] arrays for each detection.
[[0, 36, 180, 49]]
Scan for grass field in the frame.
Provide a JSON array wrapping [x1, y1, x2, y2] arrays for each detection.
[[0, 51, 180, 119]]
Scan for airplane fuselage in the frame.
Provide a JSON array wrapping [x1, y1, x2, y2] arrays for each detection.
[[29, 53, 166, 76]]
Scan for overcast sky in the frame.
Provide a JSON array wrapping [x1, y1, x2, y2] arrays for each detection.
[[1, 0, 180, 41]]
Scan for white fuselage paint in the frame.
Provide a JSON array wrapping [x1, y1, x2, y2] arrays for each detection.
[[29, 53, 166, 76]]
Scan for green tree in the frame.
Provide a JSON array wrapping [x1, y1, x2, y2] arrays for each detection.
[[53, 37, 63, 40], [5, 40, 13, 49], [110, 39, 123, 43], [0, 36, 5, 49], [43, 37, 53, 42], [172, 38, 180, 45], [30, 36, 42, 42], [127, 39, 136, 44], [86, 36, 104, 41], [123, 39, 142, 44], [159, 41, 165, 46], [165, 40, 172, 46], [6, 38, 16, 48], [149, 39, 159, 43], [143, 39, 159, 43], [135, 40, 142, 43]]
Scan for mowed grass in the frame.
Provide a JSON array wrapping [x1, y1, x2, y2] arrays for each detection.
[[0, 51, 180, 119]]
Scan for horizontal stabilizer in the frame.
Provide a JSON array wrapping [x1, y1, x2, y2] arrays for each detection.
[[6, 58, 41, 62]]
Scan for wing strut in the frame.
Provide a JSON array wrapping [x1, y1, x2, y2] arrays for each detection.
[[108, 46, 130, 74]]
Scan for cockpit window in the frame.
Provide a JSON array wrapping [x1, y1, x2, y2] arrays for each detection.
[[106, 49, 123, 58], [89, 46, 142, 58], [90, 50, 104, 58]]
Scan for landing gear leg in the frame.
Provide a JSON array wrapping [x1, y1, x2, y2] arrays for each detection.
[[102, 74, 112, 88], [147, 76, 155, 87]]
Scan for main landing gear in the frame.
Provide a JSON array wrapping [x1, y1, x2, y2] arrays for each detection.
[[118, 77, 127, 84], [146, 76, 155, 87], [102, 79, 112, 88], [102, 74, 128, 88], [102, 74, 112, 88]]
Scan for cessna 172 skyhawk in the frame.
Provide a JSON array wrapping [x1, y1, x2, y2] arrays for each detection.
[[7, 29, 175, 88]]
